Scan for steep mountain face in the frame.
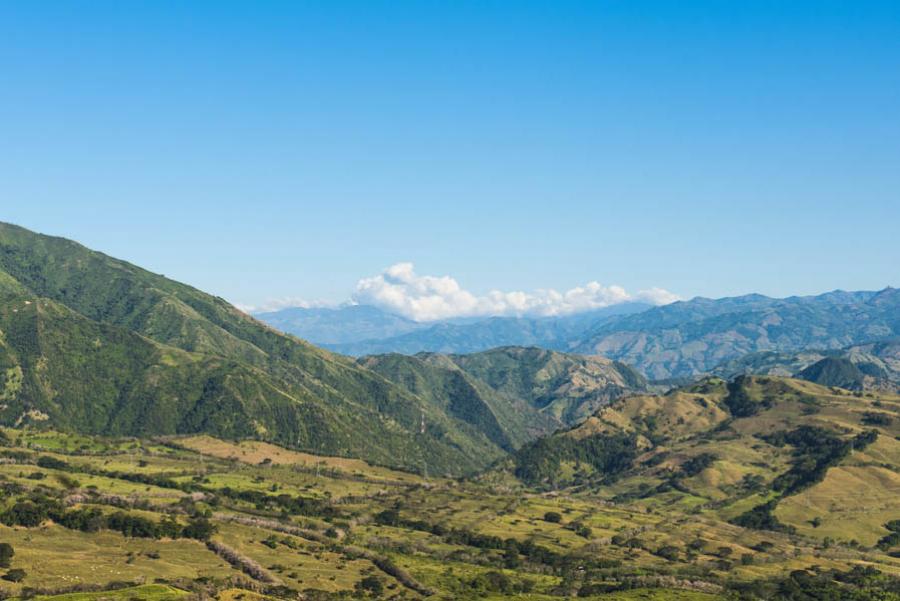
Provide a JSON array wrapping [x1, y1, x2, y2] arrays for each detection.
[[255, 305, 425, 345], [359, 353, 547, 451], [321, 303, 652, 356], [570, 291, 900, 379], [507, 374, 900, 545], [713, 340, 900, 392], [360, 347, 648, 448], [0, 222, 516, 475], [797, 357, 867, 390], [430, 346, 648, 425]]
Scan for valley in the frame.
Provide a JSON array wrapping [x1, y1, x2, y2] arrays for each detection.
[[3, 376, 900, 599], [3, 223, 900, 599]]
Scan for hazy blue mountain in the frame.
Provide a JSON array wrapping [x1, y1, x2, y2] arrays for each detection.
[[255, 304, 424, 345], [713, 339, 900, 392], [572, 289, 900, 379], [263, 289, 900, 384], [323, 303, 653, 356]]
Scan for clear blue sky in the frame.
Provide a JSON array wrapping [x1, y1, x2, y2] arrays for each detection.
[[2, 1, 898, 309]]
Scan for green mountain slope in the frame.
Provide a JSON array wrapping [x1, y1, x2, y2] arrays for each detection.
[[507, 374, 900, 546], [359, 353, 531, 451], [796, 357, 868, 390], [0, 223, 516, 475], [431, 346, 648, 425], [361, 347, 649, 450]]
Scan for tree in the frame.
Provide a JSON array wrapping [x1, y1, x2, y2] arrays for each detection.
[[355, 575, 384, 596], [656, 545, 680, 561], [0, 543, 13, 569], [374, 509, 400, 526], [181, 517, 216, 541], [2, 568, 25, 582], [543, 511, 562, 523]]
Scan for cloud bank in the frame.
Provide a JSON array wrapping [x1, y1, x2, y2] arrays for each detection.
[[352, 262, 680, 322], [238, 298, 334, 315]]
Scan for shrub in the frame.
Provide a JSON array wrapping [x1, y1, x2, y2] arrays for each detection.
[[181, 517, 216, 541], [2, 500, 52, 528], [0, 543, 13, 569], [543, 511, 562, 523], [680, 453, 717, 477], [862, 412, 893, 426], [373, 509, 400, 526], [36, 456, 69, 470], [655, 545, 680, 561], [355, 575, 384, 596], [731, 501, 796, 534], [2, 568, 25, 582]]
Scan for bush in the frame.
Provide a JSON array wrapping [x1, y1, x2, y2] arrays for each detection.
[[2, 500, 50, 528], [107, 512, 161, 538], [862, 412, 893, 426], [543, 511, 562, 523], [355, 575, 384, 596], [0, 543, 13, 569], [723, 376, 769, 417], [36, 456, 69, 471], [373, 509, 400, 527], [731, 501, 795, 534], [655, 545, 680, 561], [680, 453, 717, 477], [181, 517, 216, 541], [2, 568, 25, 582]]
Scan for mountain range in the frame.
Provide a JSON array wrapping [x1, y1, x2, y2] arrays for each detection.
[[0, 222, 648, 476], [254, 304, 426, 345], [262, 302, 652, 355], [260, 289, 900, 380], [5, 222, 900, 598], [0, 223, 496, 474], [713, 339, 900, 391], [4, 220, 900, 478]]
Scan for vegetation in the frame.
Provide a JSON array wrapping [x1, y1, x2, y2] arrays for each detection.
[[1, 373, 900, 600], [3, 224, 900, 599], [0, 222, 559, 476], [513, 431, 638, 486]]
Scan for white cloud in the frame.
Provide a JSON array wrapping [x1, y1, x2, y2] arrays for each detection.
[[239, 298, 337, 314], [352, 262, 680, 322]]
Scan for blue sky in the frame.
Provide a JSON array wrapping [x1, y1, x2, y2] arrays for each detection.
[[1, 1, 898, 315]]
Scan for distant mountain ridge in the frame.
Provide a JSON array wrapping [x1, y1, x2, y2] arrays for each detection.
[[573, 289, 900, 379], [255, 304, 425, 345], [267, 289, 900, 381], [713, 340, 900, 392], [262, 303, 654, 356]]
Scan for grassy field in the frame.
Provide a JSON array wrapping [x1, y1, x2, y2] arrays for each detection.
[[2, 378, 900, 600], [10, 584, 189, 601]]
